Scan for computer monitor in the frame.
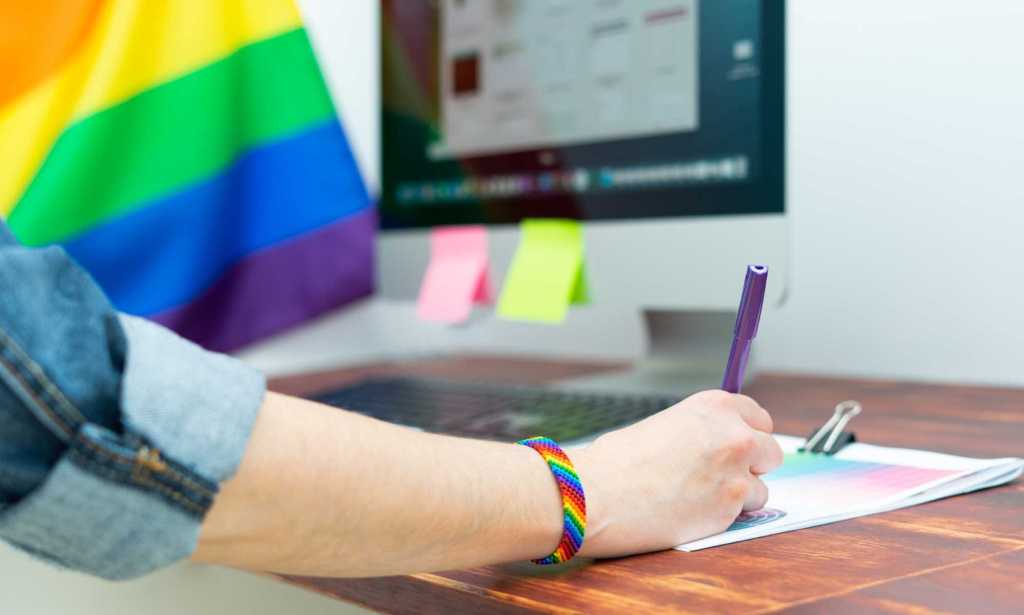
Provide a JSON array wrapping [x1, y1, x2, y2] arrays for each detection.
[[377, 0, 787, 390]]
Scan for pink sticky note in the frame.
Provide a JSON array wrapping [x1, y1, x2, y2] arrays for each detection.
[[416, 226, 493, 323]]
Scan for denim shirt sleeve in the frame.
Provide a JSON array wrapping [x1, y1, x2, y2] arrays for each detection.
[[0, 222, 265, 580]]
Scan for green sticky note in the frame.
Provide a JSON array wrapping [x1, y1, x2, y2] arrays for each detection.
[[497, 219, 588, 323]]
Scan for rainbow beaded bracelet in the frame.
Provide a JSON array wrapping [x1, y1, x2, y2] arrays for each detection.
[[517, 436, 587, 565]]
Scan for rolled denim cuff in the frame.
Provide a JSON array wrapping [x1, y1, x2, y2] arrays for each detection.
[[0, 454, 202, 580], [0, 316, 264, 580], [117, 315, 265, 483]]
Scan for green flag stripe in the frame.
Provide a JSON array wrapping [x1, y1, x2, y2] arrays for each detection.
[[9, 27, 335, 246]]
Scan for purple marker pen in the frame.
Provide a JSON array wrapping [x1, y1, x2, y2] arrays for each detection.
[[721, 265, 769, 394]]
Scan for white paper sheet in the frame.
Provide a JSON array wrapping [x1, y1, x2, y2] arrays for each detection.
[[676, 435, 1024, 551]]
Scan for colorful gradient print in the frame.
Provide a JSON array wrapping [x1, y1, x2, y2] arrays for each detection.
[[724, 454, 960, 533], [0, 0, 374, 351], [766, 453, 961, 509]]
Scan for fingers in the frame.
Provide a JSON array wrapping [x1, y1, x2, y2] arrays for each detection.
[[688, 390, 774, 433], [742, 475, 769, 512], [750, 431, 785, 475], [722, 474, 770, 519], [732, 394, 774, 433]]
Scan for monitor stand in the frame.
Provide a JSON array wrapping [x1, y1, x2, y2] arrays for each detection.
[[553, 309, 742, 398]]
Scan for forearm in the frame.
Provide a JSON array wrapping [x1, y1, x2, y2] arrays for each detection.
[[192, 392, 564, 577]]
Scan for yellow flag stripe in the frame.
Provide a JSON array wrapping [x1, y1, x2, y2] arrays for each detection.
[[0, 0, 302, 216]]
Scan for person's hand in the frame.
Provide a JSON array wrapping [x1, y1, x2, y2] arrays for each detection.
[[572, 390, 784, 558]]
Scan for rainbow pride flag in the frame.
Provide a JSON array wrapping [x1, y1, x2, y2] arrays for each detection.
[[0, 0, 374, 351]]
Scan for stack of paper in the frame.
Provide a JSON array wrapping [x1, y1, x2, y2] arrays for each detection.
[[677, 435, 1024, 551]]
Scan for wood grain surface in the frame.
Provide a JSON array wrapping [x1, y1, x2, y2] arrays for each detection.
[[269, 356, 1024, 614]]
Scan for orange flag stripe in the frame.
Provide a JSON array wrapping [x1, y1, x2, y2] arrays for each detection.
[[0, 0, 104, 108]]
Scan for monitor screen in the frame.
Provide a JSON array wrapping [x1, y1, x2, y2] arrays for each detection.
[[380, 0, 784, 229]]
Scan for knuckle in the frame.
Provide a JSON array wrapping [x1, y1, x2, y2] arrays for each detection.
[[736, 394, 758, 407], [696, 389, 733, 408], [722, 477, 748, 504], [728, 432, 758, 458], [739, 395, 774, 429]]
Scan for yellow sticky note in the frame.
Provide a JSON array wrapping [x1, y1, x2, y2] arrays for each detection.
[[497, 219, 588, 323]]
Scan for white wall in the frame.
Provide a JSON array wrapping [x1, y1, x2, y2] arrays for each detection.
[[246, 0, 1024, 387], [764, 0, 1024, 385]]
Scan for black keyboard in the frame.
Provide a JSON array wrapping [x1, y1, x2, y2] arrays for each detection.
[[311, 377, 681, 442]]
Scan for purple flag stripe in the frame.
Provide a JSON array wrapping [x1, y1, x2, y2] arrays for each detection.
[[151, 208, 376, 352]]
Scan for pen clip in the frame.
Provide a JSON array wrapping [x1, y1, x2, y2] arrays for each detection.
[[799, 400, 862, 455]]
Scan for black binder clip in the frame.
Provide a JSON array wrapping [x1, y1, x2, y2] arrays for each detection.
[[798, 400, 862, 455]]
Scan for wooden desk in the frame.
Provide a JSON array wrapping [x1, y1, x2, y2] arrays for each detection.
[[269, 356, 1024, 614]]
